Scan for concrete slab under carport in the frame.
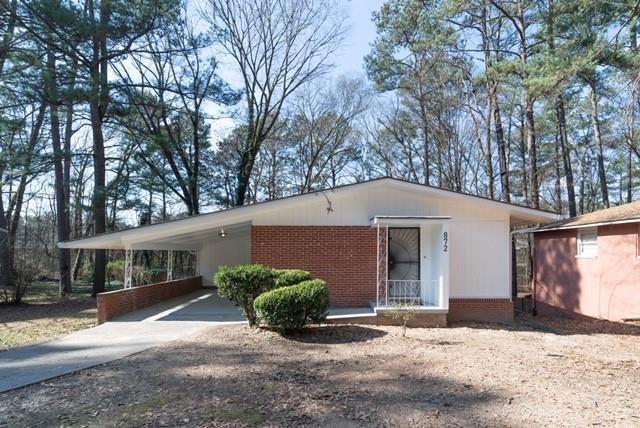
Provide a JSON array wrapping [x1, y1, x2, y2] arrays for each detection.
[[114, 288, 246, 322]]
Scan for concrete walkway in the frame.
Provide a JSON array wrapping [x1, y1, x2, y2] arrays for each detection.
[[0, 289, 245, 393], [0, 288, 372, 394]]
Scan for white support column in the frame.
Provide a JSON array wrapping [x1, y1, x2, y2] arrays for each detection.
[[194, 250, 201, 277], [167, 249, 174, 281], [441, 223, 450, 310], [376, 224, 379, 308], [124, 249, 133, 289]]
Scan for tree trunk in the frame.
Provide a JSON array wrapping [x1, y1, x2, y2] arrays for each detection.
[[88, 0, 110, 296], [418, 87, 430, 186], [627, 147, 633, 203], [72, 221, 93, 281], [524, 96, 538, 208], [89, 87, 106, 295], [481, 6, 495, 199], [556, 98, 577, 217], [0, 0, 18, 294], [546, 2, 575, 216], [554, 134, 562, 212], [0, 193, 12, 294], [4, 103, 47, 291], [485, 88, 494, 199], [63, 53, 78, 232], [235, 151, 254, 206], [72, 248, 84, 281], [191, 106, 200, 215], [233, 96, 256, 206], [519, 107, 528, 202], [46, 32, 72, 295], [588, 78, 609, 208], [493, 89, 510, 202]]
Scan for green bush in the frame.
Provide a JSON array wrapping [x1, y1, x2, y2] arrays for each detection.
[[253, 279, 330, 331], [273, 269, 313, 288], [214, 264, 277, 327]]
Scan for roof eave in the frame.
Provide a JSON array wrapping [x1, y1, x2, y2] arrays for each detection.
[[58, 177, 559, 249], [534, 216, 640, 232]]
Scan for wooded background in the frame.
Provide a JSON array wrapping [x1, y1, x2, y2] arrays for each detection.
[[1, 0, 638, 300]]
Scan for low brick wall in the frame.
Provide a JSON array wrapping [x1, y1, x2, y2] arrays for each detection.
[[448, 298, 513, 323], [326, 312, 447, 327], [96, 276, 203, 323], [377, 311, 448, 327]]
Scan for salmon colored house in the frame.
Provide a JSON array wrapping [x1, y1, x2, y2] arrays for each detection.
[[533, 201, 640, 321], [59, 177, 556, 325]]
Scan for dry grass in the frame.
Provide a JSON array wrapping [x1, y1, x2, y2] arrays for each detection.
[[1, 315, 639, 427], [0, 282, 97, 351]]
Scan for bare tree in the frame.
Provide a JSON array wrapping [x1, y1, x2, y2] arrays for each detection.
[[0, 101, 47, 302], [287, 77, 370, 193], [202, 0, 346, 205]]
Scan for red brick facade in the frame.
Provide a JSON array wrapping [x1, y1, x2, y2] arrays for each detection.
[[251, 226, 377, 307], [448, 298, 513, 323], [96, 276, 202, 323], [534, 223, 640, 321]]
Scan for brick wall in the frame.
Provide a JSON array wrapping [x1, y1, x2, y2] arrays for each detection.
[[448, 298, 513, 323], [251, 226, 377, 307], [534, 223, 640, 321], [377, 311, 448, 327], [96, 276, 202, 323]]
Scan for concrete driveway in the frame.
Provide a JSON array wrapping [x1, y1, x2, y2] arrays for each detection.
[[0, 289, 245, 393]]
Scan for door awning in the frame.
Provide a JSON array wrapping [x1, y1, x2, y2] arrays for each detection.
[[370, 216, 451, 227]]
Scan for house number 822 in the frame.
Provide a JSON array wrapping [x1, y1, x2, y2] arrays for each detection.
[[443, 231, 448, 252]]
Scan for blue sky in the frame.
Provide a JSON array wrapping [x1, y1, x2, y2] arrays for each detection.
[[210, 0, 385, 136], [213, 0, 384, 83], [332, 0, 385, 77]]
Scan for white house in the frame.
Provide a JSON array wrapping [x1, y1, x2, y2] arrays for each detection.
[[60, 177, 557, 325]]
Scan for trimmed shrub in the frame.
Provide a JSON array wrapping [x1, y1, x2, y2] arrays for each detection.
[[253, 279, 330, 331], [273, 269, 313, 288], [214, 264, 276, 327]]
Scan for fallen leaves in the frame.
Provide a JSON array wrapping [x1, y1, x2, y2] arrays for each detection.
[[1, 318, 639, 427]]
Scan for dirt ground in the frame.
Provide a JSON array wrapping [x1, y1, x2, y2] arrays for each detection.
[[1, 315, 639, 427], [0, 283, 97, 350]]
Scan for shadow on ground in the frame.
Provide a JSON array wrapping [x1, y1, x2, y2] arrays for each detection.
[[0, 299, 95, 323], [1, 324, 503, 427], [280, 325, 387, 344]]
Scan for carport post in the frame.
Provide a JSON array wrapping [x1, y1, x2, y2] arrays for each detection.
[[194, 251, 201, 276], [124, 249, 133, 289], [167, 249, 174, 281]]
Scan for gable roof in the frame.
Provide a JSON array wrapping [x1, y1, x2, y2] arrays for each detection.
[[536, 200, 640, 232], [58, 177, 558, 250]]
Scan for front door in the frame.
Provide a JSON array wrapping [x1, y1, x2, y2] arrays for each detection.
[[388, 228, 420, 280]]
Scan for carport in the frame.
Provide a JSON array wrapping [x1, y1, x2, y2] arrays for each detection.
[[58, 220, 252, 323]]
